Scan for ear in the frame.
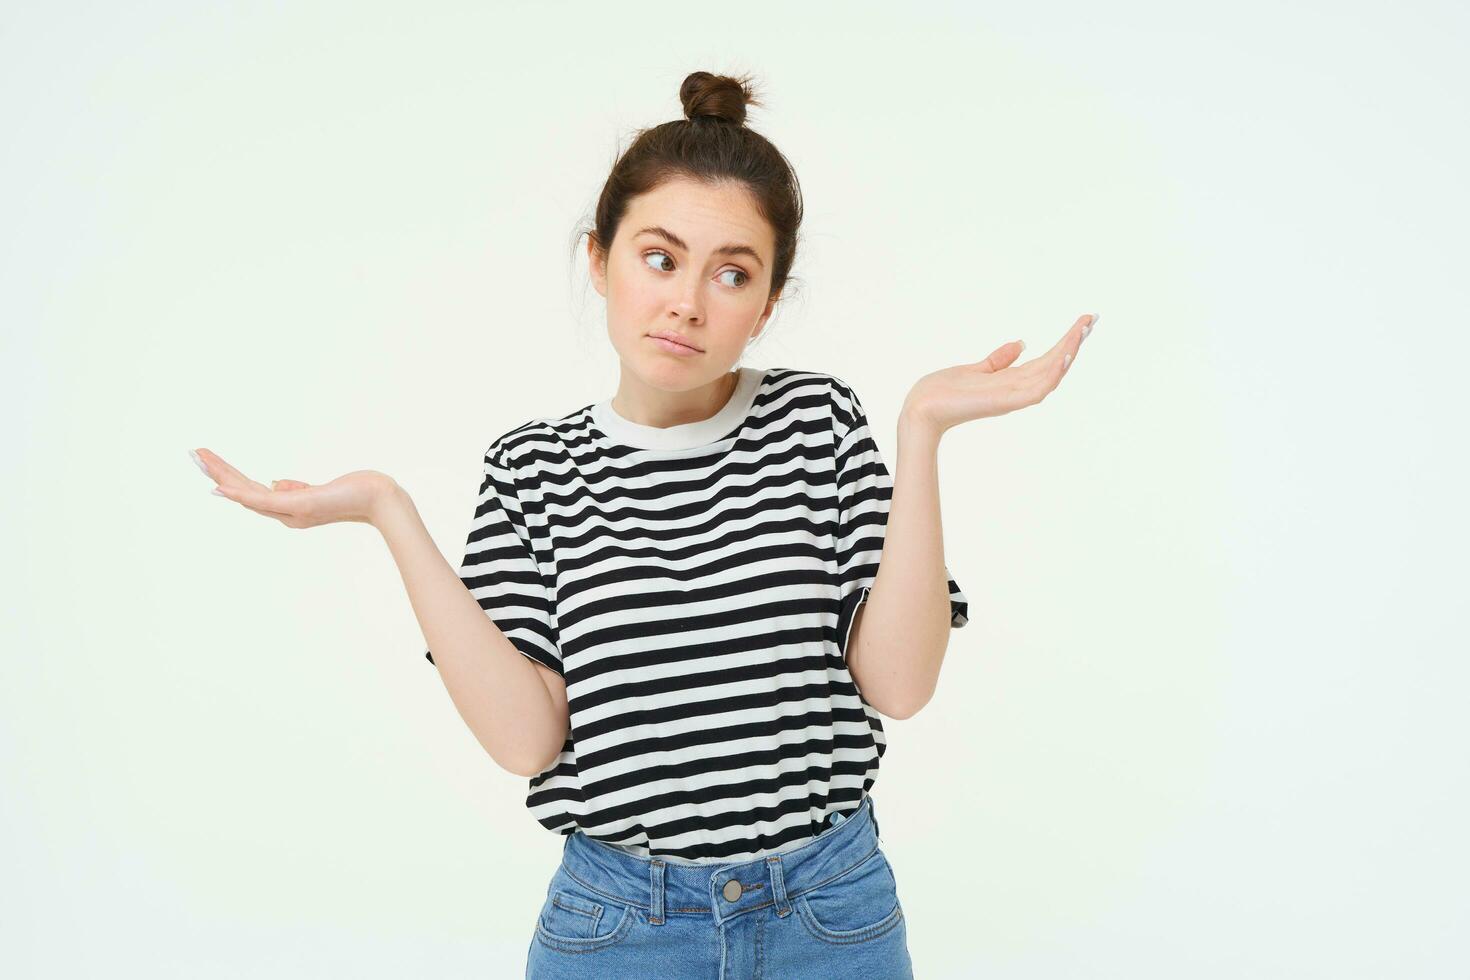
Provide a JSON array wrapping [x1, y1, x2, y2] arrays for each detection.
[[587, 235, 608, 298]]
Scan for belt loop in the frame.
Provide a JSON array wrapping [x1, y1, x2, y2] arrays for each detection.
[[649, 858, 666, 926], [766, 855, 792, 918]]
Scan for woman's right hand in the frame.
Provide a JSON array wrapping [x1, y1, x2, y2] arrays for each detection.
[[190, 447, 399, 529]]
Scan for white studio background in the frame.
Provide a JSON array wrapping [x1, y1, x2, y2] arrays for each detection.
[[3, 2, 1466, 977]]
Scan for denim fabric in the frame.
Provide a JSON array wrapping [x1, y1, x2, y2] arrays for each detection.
[[525, 794, 913, 979]]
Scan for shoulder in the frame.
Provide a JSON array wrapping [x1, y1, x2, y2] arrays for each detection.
[[755, 367, 871, 443], [782, 367, 865, 430], [484, 402, 597, 475], [761, 365, 858, 406]]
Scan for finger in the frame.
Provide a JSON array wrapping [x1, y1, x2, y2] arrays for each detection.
[[1017, 313, 1097, 378], [213, 481, 299, 518], [218, 490, 296, 521], [189, 448, 214, 481], [1011, 314, 1097, 403], [194, 448, 268, 492], [1059, 312, 1099, 374], [976, 340, 1025, 373], [1042, 313, 1093, 360], [241, 501, 297, 521]]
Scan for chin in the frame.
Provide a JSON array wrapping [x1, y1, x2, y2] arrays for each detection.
[[640, 357, 732, 390]]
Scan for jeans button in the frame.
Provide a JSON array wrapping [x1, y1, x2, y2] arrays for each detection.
[[722, 879, 743, 902]]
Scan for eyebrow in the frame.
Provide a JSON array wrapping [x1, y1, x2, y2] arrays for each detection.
[[633, 225, 766, 270]]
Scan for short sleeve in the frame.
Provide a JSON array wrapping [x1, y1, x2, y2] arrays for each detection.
[[831, 377, 969, 657], [423, 443, 561, 675]]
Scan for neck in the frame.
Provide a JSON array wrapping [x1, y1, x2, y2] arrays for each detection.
[[610, 367, 740, 430]]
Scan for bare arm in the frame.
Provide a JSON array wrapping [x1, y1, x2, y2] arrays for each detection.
[[851, 313, 1097, 717], [843, 415, 954, 720], [192, 446, 568, 778], [375, 484, 568, 777]]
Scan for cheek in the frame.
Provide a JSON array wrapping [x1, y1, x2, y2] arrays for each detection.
[[606, 265, 661, 317]]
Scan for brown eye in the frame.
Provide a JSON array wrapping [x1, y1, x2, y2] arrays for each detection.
[[718, 268, 748, 288], [643, 251, 675, 273]]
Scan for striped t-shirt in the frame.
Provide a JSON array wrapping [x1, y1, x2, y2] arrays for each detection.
[[423, 365, 968, 864]]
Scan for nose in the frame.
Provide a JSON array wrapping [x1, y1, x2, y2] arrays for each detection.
[[669, 273, 705, 324]]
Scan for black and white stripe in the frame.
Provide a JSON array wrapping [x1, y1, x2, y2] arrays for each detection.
[[424, 366, 968, 863]]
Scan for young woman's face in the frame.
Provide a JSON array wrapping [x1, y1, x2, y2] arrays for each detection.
[[589, 176, 779, 389]]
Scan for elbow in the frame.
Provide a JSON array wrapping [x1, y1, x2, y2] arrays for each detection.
[[504, 755, 548, 779], [503, 699, 570, 778], [886, 691, 932, 721], [488, 740, 553, 778], [890, 670, 940, 720], [507, 740, 563, 779]]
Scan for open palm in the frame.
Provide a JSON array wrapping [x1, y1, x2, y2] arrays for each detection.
[[906, 313, 1098, 433], [190, 447, 394, 529]]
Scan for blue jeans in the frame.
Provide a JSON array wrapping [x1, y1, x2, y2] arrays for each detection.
[[524, 793, 913, 978]]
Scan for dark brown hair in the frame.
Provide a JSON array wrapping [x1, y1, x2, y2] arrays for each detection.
[[577, 70, 804, 305]]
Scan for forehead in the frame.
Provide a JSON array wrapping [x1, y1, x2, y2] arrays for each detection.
[[621, 177, 774, 257]]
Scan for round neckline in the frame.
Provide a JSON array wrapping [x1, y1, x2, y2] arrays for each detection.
[[592, 366, 767, 451]]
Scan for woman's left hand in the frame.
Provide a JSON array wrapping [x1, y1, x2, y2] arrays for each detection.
[[902, 313, 1098, 435]]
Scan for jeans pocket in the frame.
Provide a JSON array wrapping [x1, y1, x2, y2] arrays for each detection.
[[534, 870, 637, 953], [794, 847, 904, 945]]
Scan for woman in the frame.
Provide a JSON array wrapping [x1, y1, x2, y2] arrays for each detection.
[[192, 69, 1096, 979]]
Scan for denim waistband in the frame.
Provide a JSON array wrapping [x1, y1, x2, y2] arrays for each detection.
[[556, 794, 885, 928]]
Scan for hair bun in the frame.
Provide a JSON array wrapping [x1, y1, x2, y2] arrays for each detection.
[[679, 71, 760, 126]]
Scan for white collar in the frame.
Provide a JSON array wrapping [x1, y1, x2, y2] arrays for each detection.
[[592, 366, 766, 451]]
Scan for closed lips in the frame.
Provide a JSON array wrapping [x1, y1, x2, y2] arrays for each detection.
[[650, 331, 701, 351]]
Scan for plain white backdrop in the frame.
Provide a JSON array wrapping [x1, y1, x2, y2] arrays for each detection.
[[4, 2, 1467, 977]]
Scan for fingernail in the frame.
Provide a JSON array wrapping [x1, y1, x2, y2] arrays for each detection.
[[211, 487, 226, 497], [1064, 353, 1073, 368], [1016, 339, 1026, 351], [189, 449, 210, 477]]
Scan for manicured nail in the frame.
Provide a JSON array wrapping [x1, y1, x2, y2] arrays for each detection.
[[189, 449, 210, 477], [1016, 339, 1026, 351], [1064, 353, 1073, 369], [211, 487, 226, 497]]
